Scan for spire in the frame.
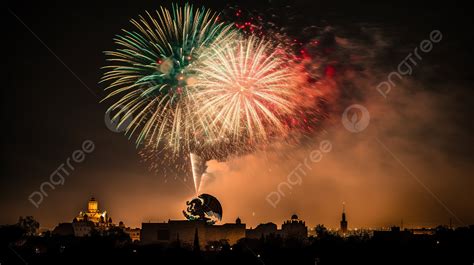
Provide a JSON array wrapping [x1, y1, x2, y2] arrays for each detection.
[[342, 202, 346, 221], [340, 202, 348, 234]]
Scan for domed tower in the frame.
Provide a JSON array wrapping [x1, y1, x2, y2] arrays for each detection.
[[282, 214, 307, 239], [88, 197, 99, 213]]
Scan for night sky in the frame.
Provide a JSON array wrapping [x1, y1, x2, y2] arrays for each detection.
[[3, 0, 473, 230]]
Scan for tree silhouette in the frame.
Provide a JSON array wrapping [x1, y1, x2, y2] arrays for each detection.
[[315, 224, 328, 238], [17, 216, 39, 236]]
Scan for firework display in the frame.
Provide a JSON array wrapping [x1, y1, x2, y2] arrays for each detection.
[[101, 4, 237, 153], [190, 36, 300, 145], [102, 3, 331, 185]]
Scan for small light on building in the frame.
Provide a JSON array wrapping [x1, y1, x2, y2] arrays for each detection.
[[132, 249, 137, 253], [257, 254, 261, 258], [436, 240, 440, 244]]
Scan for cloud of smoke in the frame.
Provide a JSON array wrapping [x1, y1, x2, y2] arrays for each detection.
[[195, 25, 474, 228]]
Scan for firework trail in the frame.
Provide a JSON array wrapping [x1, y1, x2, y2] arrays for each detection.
[[190, 153, 207, 194]]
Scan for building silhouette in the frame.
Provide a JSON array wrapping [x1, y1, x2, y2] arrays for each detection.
[[246, 222, 278, 239], [340, 203, 348, 234], [141, 214, 309, 248], [75, 197, 112, 228], [141, 217, 246, 247], [52, 197, 141, 239], [281, 214, 307, 239]]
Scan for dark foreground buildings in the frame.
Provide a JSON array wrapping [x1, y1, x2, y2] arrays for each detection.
[[1, 199, 473, 264], [141, 214, 307, 248], [2, 222, 473, 265], [141, 218, 245, 247]]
